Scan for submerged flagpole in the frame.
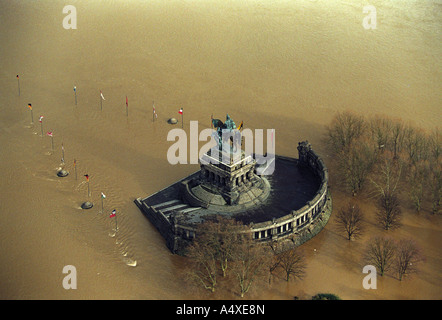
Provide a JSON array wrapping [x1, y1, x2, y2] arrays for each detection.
[[73, 159, 77, 180], [125, 96, 128, 117], [100, 90, 105, 111], [179, 108, 183, 128], [61, 142, 65, 164], [110, 209, 118, 231], [17, 75, 20, 96], [39, 116, 44, 137], [81, 174, 93, 209], [28, 104, 33, 124], [47, 131, 54, 151], [101, 192, 106, 213], [153, 101, 157, 122]]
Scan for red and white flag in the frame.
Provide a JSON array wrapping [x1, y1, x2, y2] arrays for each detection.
[[39, 115, 44, 123], [178, 108, 183, 115], [46, 131, 53, 137], [100, 90, 105, 100], [153, 103, 157, 118], [109, 209, 116, 218]]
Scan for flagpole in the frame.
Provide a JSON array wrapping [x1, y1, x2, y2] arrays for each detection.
[[17, 75, 20, 96], [28, 104, 33, 124], [40, 118, 43, 137], [81, 174, 93, 209], [74, 159, 77, 180], [51, 135, 54, 151], [126, 96, 128, 117], [101, 195, 104, 213], [181, 108, 183, 128], [100, 90, 103, 111], [152, 101, 155, 122], [61, 143, 65, 164], [115, 210, 118, 231], [74, 86, 77, 105]]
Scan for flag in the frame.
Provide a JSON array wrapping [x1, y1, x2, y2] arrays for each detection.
[[109, 209, 116, 218], [17, 75, 20, 96], [46, 131, 53, 137], [126, 96, 128, 108], [73, 159, 76, 167], [73, 86, 76, 92], [84, 174, 89, 181], [237, 121, 243, 131], [153, 103, 157, 118], [100, 90, 105, 100], [101, 192, 106, 199], [28, 103, 32, 110], [39, 115, 44, 123], [178, 108, 183, 115]]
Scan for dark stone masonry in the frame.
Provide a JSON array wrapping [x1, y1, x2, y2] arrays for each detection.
[[135, 136, 332, 255], [135, 114, 331, 254]]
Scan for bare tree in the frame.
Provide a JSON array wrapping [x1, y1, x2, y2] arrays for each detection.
[[196, 216, 245, 277], [428, 164, 441, 215], [428, 129, 440, 162], [278, 247, 306, 282], [370, 156, 402, 199], [267, 241, 282, 284], [185, 239, 218, 292], [364, 236, 396, 276], [369, 116, 392, 151], [428, 130, 441, 214], [185, 217, 250, 292], [370, 156, 403, 230], [337, 140, 377, 196], [406, 160, 428, 213], [389, 119, 405, 159], [230, 233, 271, 298], [376, 193, 402, 230], [327, 111, 366, 154], [267, 241, 306, 282], [403, 126, 429, 165], [335, 202, 364, 240], [394, 239, 424, 281]]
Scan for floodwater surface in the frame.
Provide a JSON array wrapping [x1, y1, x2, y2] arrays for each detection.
[[0, 0, 440, 299]]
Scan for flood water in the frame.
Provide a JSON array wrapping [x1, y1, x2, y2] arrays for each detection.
[[0, 0, 440, 299]]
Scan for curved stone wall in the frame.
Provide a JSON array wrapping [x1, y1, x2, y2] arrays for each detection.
[[135, 141, 332, 254], [172, 141, 332, 251], [243, 141, 331, 246]]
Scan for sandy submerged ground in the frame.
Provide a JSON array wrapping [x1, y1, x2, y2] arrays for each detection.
[[0, 0, 440, 299]]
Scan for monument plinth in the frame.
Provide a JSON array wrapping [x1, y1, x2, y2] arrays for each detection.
[[135, 115, 332, 254]]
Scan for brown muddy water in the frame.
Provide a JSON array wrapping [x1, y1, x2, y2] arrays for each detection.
[[0, 0, 440, 299]]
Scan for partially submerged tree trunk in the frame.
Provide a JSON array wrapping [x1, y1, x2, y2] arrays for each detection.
[[364, 236, 396, 277], [335, 202, 364, 240]]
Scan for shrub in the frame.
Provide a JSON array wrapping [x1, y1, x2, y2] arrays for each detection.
[[312, 293, 341, 300]]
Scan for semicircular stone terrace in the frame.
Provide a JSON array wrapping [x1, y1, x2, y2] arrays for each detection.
[[135, 141, 332, 254]]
